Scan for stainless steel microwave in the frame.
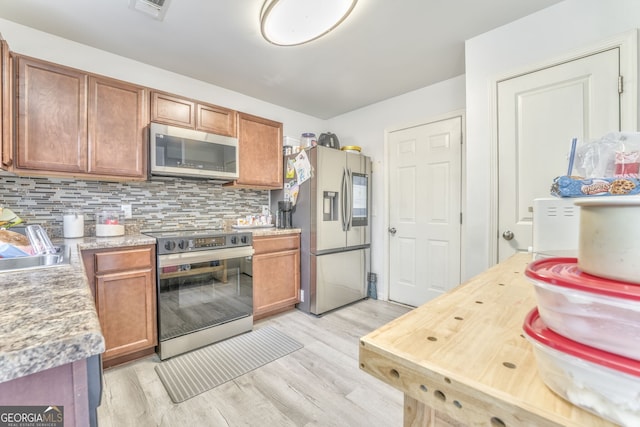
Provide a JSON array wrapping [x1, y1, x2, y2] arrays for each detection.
[[149, 122, 239, 181]]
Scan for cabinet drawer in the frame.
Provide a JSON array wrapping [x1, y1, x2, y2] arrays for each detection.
[[95, 247, 153, 274], [253, 234, 299, 255]]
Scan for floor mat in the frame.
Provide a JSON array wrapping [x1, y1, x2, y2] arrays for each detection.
[[155, 326, 303, 403]]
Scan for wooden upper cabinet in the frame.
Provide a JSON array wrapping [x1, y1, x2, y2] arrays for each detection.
[[151, 91, 237, 137], [1, 36, 12, 169], [16, 56, 88, 173], [227, 112, 283, 189], [150, 91, 195, 128], [196, 102, 236, 136], [88, 76, 147, 177], [14, 55, 148, 180]]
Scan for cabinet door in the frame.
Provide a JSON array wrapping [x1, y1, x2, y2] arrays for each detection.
[[150, 91, 195, 128], [252, 234, 300, 320], [197, 103, 237, 137], [16, 56, 87, 173], [253, 249, 300, 319], [88, 76, 148, 178], [96, 268, 157, 360], [235, 112, 283, 188], [1, 38, 12, 169]]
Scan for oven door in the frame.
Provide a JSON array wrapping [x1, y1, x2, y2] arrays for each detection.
[[156, 246, 254, 357]]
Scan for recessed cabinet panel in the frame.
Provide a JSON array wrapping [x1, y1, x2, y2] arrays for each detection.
[[197, 103, 237, 137], [151, 91, 195, 128], [88, 77, 148, 177], [96, 269, 156, 360], [252, 234, 300, 320], [16, 57, 87, 172], [231, 112, 283, 189]]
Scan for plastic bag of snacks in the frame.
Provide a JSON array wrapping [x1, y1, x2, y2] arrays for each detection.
[[551, 175, 640, 197]]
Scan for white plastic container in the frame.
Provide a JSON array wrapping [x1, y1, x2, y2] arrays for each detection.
[[95, 209, 125, 237], [63, 210, 84, 238], [524, 308, 640, 427], [575, 196, 640, 284], [525, 257, 640, 361]]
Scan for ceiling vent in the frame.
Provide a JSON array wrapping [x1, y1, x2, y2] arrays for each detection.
[[129, 0, 172, 21]]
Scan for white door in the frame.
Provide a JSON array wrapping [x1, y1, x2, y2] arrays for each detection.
[[497, 48, 621, 262], [388, 116, 462, 306]]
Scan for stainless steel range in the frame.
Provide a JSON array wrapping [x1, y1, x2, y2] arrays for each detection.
[[144, 229, 254, 360]]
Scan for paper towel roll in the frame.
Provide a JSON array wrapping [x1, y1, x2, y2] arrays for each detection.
[[63, 213, 84, 238]]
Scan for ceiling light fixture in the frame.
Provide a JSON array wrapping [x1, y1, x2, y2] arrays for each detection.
[[260, 0, 358, 46]]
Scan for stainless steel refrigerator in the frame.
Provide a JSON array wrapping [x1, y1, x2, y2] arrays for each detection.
[[271, 145, 372, 315]]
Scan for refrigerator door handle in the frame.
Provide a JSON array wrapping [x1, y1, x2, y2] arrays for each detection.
[[341, 167, 349, 231], [346, 167, 353, 230]]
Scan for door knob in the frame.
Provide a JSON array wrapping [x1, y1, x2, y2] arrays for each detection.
[[388, 227, 397, 235], [502, 230, 514, 241]]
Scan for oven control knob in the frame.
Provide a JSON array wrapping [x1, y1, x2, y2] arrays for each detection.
[[164, 240, 176, 252], [241, 235, 248, 244], [178, 240, 187, 250], [230, 236, 238, 245]]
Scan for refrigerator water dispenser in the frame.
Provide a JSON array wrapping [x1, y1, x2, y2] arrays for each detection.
[[323, 191, 339, 221]]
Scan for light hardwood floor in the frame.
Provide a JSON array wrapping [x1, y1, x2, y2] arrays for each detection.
[[97, 299, 412, 427]]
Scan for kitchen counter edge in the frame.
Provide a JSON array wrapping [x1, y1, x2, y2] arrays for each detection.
[[249, 228, 301, 237], [0, 234, 155, 383]]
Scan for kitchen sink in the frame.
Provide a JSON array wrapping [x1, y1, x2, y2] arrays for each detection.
[[0, 245, 71, 273]]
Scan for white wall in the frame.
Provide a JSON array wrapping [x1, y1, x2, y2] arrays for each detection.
[[465, 0, 640, 279], [0, 18, 325, 140], [328, 76, 466, 298]]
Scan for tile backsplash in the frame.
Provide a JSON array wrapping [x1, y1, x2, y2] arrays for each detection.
[[0, 172, 269, 237]]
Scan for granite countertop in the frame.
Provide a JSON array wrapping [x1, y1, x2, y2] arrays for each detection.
[[249, 227, 301, 237], [0, 233, 155, 383]]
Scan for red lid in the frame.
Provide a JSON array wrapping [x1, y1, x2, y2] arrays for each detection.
[[525, 257, 640, 301], [523, 308, 640, 377]]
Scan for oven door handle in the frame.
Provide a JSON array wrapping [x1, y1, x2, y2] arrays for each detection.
[[158, 246, 254, 268]]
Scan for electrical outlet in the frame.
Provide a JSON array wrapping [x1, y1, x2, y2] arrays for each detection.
[[261, 205, 270, 216], [121, 204, 132, 219]]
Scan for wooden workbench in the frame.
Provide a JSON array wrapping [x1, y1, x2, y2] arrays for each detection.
[[359, 253, 616, 427]]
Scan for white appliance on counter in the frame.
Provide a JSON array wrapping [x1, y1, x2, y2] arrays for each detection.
[[532, 197, 580, 258]]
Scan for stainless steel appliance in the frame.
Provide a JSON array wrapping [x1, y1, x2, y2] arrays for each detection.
[[272, 145, 372, 315], [149, 122, 239, 181], [144, 229, 254, 360]]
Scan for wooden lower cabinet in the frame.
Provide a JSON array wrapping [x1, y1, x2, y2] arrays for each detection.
[[252, 233, 300, 321], [82, 245, 157, 367]]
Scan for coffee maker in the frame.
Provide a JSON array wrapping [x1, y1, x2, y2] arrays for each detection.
[[276, 201, 293, 229]]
